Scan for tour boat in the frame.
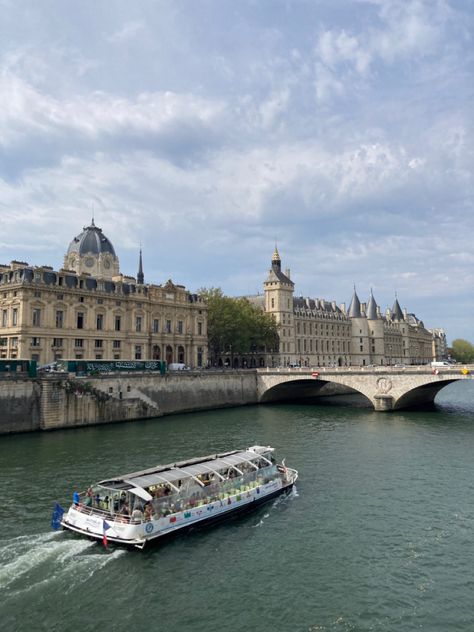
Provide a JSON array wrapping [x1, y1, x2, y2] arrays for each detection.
[[60, 445, 298, 549]]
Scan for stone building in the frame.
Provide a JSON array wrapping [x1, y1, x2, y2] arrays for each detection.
[[0, 221, 207, 367], [249, 248, 445, 368]]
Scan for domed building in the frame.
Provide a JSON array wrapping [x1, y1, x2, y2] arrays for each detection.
[[64, 220, 120, 280], [0, 222, 208, 367]]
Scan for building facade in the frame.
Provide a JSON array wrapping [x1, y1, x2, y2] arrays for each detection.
[[0, 222, 207, 367], [248, 248, 446, 368]]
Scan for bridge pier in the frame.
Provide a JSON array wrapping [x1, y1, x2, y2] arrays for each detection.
[[373, 394, 394, 411]]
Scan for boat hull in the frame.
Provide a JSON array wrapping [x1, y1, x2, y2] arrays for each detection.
[[61, 475, 296, 549]]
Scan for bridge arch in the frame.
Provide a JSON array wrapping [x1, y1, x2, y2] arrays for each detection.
[[257, 368, 472, 412], [392, 379, 459, 410]]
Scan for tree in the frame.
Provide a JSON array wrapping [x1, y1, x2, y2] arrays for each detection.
[[451, 339, 474, 363], [198, 288, 279, 364]]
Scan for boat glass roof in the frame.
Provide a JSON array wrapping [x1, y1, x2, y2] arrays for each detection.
[[99, 447, 274, 491]]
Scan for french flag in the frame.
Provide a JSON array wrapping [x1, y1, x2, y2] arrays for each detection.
[[103, 519, 111, 548]]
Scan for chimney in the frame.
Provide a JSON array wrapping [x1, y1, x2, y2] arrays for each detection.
[[285, 268, 291, 278]]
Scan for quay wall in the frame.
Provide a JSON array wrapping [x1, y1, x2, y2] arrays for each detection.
[[0, 371, 259, 434], [0, 377, 41, 433]]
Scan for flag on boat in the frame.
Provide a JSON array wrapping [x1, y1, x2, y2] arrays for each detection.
[[103, 519, 111, 548], [51, 503, 65, 530]]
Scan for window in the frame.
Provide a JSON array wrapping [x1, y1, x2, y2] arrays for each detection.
[[271, 298, 274, 308], [96, 314, 104, 330], [79, 296, 84, 302], [11, 337, 18, 348], [97, 298, 103, 305], [198, 322, 202, 336], [32, 309, 41, 327], [136, 316, 142, 332], [135, 345, 142, 359], [113, 340, 121, 349], [115, 315, 121, 331], [58, 293, 64, 299], [0, 337, 7, 346], [153, 319, 159, 333], [77, 312, 84, 329], [75, 339, 84, 348], [95, 339, 103, 348], [53, 338, 63, 347], [56, 310, 64, 328], [166, 320, 171, 334], [34, 291, 41, 297], [31, 337, 41, 347], [12, 308, 18, 326], [177, 320, 183, 334], [1, 310, 6, 327]]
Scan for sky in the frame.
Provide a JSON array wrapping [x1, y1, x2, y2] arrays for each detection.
[[0, 0, 472, 342]]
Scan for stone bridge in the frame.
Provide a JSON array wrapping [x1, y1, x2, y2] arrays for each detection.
[[257, 365, 473, 411]]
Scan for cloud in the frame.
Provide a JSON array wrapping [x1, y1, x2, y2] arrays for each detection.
[[106, 20, 145, 43]]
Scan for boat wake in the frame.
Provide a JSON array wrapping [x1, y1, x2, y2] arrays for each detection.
[[252, 485, 299, 528], [0, 530, 124, 598]]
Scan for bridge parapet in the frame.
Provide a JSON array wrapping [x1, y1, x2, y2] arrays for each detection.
[[257, 365, 473, 411]]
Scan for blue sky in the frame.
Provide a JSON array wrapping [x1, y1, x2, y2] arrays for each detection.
[[0, 0, 472, 342]]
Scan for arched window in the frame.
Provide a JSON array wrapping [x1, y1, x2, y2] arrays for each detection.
[[152, 345, 161, 360], [178, 345, 185, 363], [166, 345, 173, 365]]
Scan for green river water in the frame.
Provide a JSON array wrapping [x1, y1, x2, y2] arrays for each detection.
[[1, 380, 474, 632]]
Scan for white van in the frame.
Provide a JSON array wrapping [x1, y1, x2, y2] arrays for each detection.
[[431, 361, 450, 367], [168, 363, 190, 371]]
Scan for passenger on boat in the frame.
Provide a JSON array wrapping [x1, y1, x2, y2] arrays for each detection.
[[94, 493, 101, 507], [119, 504, 130, 520], [131, 506, 143, 521], [144, 503, 153, 521], [73, 490, 80, 506]]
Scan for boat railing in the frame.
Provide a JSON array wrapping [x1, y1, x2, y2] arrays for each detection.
[[73, 502, 145, 525]]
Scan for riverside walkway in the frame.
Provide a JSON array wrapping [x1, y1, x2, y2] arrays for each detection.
[[257, 365, 474, 411]]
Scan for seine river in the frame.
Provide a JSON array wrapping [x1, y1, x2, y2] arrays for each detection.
[[1, 381, 474, 632]]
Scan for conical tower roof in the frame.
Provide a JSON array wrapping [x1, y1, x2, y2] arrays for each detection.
[[366, 290, 379, 320], [391, 297, 404, 321], [348, 288, 362, 318]]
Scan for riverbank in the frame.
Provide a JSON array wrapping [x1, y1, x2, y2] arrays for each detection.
[[0, 370, 259, 434]]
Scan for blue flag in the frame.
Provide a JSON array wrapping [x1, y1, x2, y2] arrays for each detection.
[[51, 503, 65, 530]]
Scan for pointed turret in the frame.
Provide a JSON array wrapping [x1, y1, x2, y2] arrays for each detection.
[[391, 296, 404, 321], [347, 287, 362, 318], [271, 245, 281, 272], [366, 290, 379, 320], [137, 248, 144, 284], [265, 246, 293, 286]]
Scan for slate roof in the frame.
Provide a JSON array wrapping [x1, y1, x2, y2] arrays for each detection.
[[67, 220, 116, 257], [366, 291, 379, 320], [347, 288, 362, 318]]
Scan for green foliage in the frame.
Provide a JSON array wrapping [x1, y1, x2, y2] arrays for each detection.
[[199, 287, 279, 360], [451, 339, 474, 363]]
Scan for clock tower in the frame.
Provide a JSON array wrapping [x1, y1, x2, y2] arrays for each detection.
[[64, 220, 120, 280]]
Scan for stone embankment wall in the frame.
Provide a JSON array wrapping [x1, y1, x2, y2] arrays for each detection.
[[0, 370, 258, 434], [0, 376, 41, 433]]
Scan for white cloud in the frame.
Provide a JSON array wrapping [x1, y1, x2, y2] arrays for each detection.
[[106, 20, 145, 43]]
